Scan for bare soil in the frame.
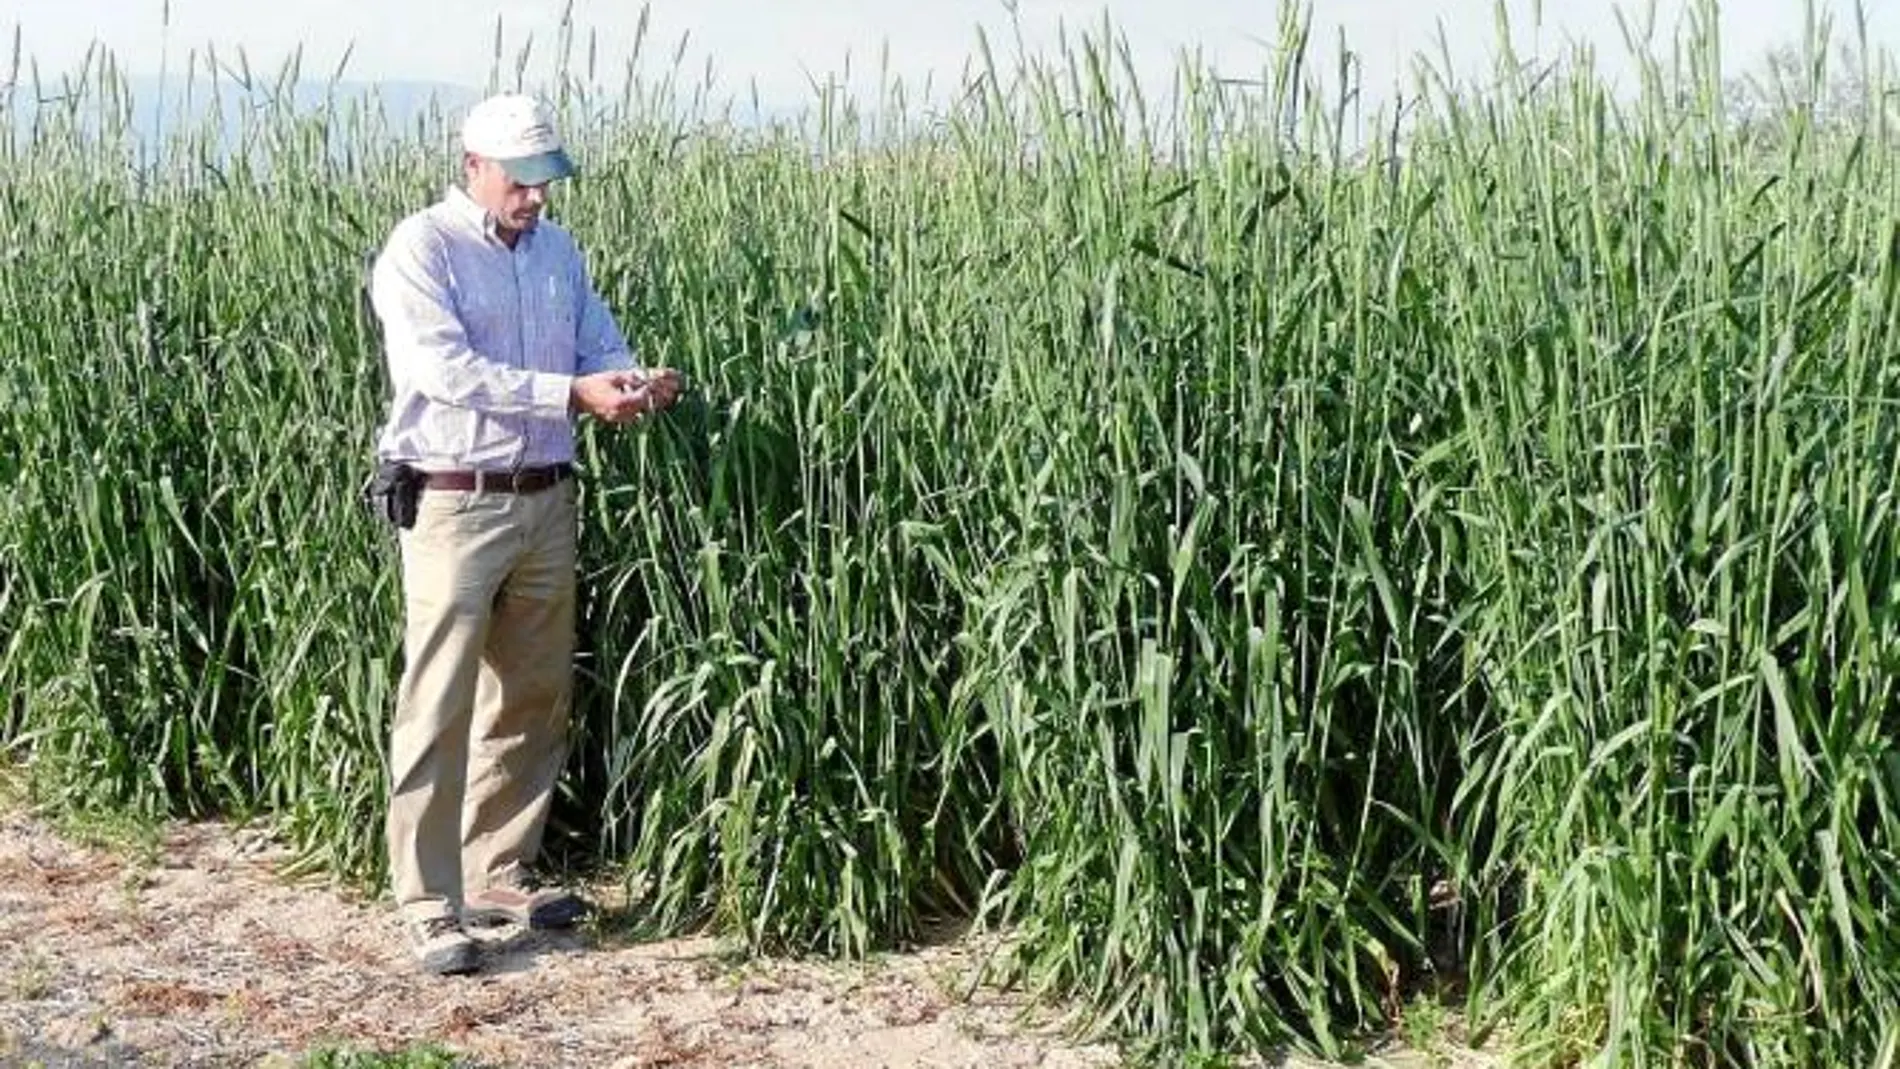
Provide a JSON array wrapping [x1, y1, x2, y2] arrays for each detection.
[[0, 801, 1499, 1068]]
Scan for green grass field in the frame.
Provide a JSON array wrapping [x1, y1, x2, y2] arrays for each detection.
[[4, 3, 1900, 1063]]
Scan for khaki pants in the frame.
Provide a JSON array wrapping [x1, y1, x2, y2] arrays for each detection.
[[385, 482, 578, 922]]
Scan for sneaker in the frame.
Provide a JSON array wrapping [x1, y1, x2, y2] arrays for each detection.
[[408, 914, 480, 975], [463, 878, 589, 930]]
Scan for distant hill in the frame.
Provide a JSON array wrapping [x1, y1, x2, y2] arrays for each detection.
[[5, 73, 841, 156], [5, 74, 482, 147], [136, 76, 482, 143], [5, 72, 847, 163]]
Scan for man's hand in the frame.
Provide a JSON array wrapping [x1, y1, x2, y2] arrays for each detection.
[[571, 371, 648, 423], [634, 368, 687, 412], [572, 368, 687, 424]]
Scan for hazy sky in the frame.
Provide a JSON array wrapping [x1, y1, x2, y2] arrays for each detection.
[[8, 0, 1898, 115]]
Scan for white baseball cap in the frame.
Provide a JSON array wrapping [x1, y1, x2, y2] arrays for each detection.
[[461, 94, 576, 185]]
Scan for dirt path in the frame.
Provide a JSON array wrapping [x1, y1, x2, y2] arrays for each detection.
[[0, 798, 1504, 1069], [0, 805, 1130, 1068]]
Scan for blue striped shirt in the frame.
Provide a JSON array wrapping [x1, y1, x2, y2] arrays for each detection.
[[369, 186, 636, 471]]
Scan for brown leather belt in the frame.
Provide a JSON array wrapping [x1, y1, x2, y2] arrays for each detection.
[[420, 464, 574, 494]]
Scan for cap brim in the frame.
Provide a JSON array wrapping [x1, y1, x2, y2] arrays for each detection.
[[498, 149, 576, 185]]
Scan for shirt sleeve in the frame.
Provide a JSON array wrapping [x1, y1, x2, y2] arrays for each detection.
[[370, 219, 573, 418], [571, 247, 639, 376]]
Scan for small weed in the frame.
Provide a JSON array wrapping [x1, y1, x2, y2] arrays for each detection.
[[302, 1042, 465, 1068], [0, 762, 24, 811], [1399, 993, 1452, 1067], [8, 951, 54, 1001], [119, 866, 156, 914], [46, 806, 162, 868]]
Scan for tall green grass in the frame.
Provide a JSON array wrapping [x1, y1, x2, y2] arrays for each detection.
[[4, 1, 1899, 1062]]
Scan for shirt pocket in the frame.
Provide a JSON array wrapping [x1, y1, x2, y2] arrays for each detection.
[[535, 263, 579, 342], [451, 261, 517, 347]]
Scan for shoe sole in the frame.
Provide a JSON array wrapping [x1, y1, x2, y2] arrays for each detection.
[[418, 944, 480, 976], [463, 899, 588, 931]]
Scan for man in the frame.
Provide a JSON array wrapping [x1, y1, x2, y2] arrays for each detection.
[[367, 93, 683, 976]]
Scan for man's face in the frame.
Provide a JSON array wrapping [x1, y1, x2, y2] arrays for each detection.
[[465, 154, 549, 235]]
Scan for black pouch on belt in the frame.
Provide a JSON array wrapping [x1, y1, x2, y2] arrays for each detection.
[[361, 461, 423, 530]]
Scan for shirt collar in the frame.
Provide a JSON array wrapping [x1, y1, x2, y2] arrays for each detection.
[[444, 185, 531, 249]]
